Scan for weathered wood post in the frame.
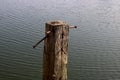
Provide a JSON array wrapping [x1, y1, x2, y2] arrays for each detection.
[[43, 20, 69, 80]]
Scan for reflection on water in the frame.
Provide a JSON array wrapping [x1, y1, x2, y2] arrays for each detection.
[[0, 0, 120, 80]]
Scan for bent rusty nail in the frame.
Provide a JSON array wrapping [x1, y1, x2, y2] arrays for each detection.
[[33, 31, 51, 48]]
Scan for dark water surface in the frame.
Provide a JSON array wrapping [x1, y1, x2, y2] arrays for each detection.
[[0, 0, 120, 80]]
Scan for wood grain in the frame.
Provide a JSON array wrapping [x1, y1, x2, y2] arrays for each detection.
[[43, 21, 69, 80]]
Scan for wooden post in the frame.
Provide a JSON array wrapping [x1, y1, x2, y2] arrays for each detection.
[[43, 20, 69, 80]]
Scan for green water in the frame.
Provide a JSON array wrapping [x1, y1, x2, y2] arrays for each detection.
[[0, 0, 120, 80]]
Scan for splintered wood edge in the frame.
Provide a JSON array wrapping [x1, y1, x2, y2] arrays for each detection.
[[46, 20, 68, 26]]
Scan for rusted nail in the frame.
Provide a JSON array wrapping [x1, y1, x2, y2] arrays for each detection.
[[69, 26, 77, 28], [33, 36, 47, 48], [33, 31, 51, 48]]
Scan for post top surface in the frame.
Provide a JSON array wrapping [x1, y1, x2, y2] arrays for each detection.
[[46, 20, 68, 26]]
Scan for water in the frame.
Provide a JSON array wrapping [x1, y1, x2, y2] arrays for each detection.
[[0, 0, 120, 80]]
